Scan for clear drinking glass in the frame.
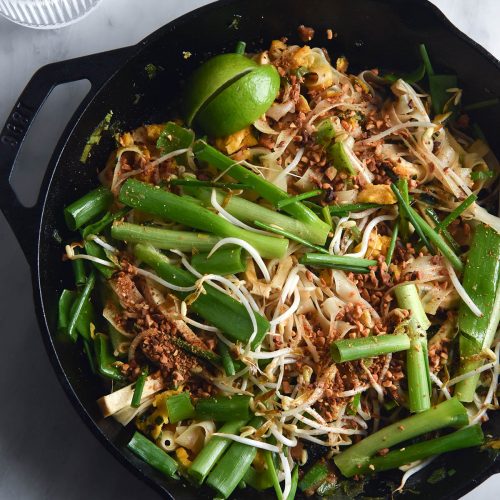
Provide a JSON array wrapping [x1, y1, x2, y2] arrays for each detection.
[[0, 0, 102, 29]]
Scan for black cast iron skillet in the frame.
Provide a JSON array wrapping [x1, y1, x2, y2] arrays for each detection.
[[1, 0, 499, 498]]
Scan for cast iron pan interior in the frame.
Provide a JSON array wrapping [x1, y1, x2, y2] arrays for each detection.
[[25, 0, 500, 498]]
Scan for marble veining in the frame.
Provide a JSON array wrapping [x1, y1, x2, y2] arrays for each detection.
[[0, 1, 498, 498]]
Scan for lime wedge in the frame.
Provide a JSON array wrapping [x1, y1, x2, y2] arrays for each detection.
[[183, 53, 258, 127], [195, 64, 280, 137]]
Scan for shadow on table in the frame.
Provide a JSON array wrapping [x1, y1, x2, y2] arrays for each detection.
[[0, 213, 160, 500]]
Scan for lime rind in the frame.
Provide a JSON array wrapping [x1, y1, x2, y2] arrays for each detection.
[[195, 64, 280, 137], [183, 53, 258, 126]]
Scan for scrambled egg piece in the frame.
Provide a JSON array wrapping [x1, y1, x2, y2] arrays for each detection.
[[354, 232, 391, 259], [215, 127, 257, 155], [357, 184, 396, 205], [135, 389, 181, 440], [336, 56, 349, 73], [292, 46, 334, 91], [176, 447, 192, 467], [145, 124, 165, 142]]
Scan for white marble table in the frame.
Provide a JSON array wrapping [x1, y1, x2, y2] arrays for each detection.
[[0, 0, 498, 498]]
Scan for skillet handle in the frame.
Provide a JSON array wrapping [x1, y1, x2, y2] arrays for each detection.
[[0, 46, 133, 262]]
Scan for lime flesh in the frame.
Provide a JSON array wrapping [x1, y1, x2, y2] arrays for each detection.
[[183, 53, 258, 127], [194, 64, 280, 137]]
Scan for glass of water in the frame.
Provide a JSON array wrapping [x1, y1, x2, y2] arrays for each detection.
[[0, 0, 102, 29]]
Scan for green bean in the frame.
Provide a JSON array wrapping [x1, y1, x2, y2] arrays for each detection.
[[119, 179, 288, 259], [334, 398, 468, 477], [330, 334, 410, 363], [64, 186, 113, 230]]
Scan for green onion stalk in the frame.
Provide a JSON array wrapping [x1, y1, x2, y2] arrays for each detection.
[[165, 392, 195, 423], [184, 185, 326, 245], [127, 432, 178, 478], [119, 179, 288, 259], [334, 397, 468, 477], [192, 141, 330, 244], [357, 424, 484, 474], [64, 186, 113, 230], [134, 243, 269, 348], [330, 334, 410, 363], [456, 224, 500, 402], [206, 417, 264, 498], [395, 284, 431, 413], [111, 222, 221, 253], [300, 253, 377, 273], [189, 420, 248, 484], [191, 246, 247, 275], [194, 395, 250, 422]]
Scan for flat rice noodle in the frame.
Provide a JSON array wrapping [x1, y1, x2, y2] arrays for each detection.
[[175, 421, 216, 454]]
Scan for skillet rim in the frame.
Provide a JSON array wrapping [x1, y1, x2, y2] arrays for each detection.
[[24, 0, 500, 498]]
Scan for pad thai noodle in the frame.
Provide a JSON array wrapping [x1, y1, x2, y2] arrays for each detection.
[[59, 32, 500, 498]]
